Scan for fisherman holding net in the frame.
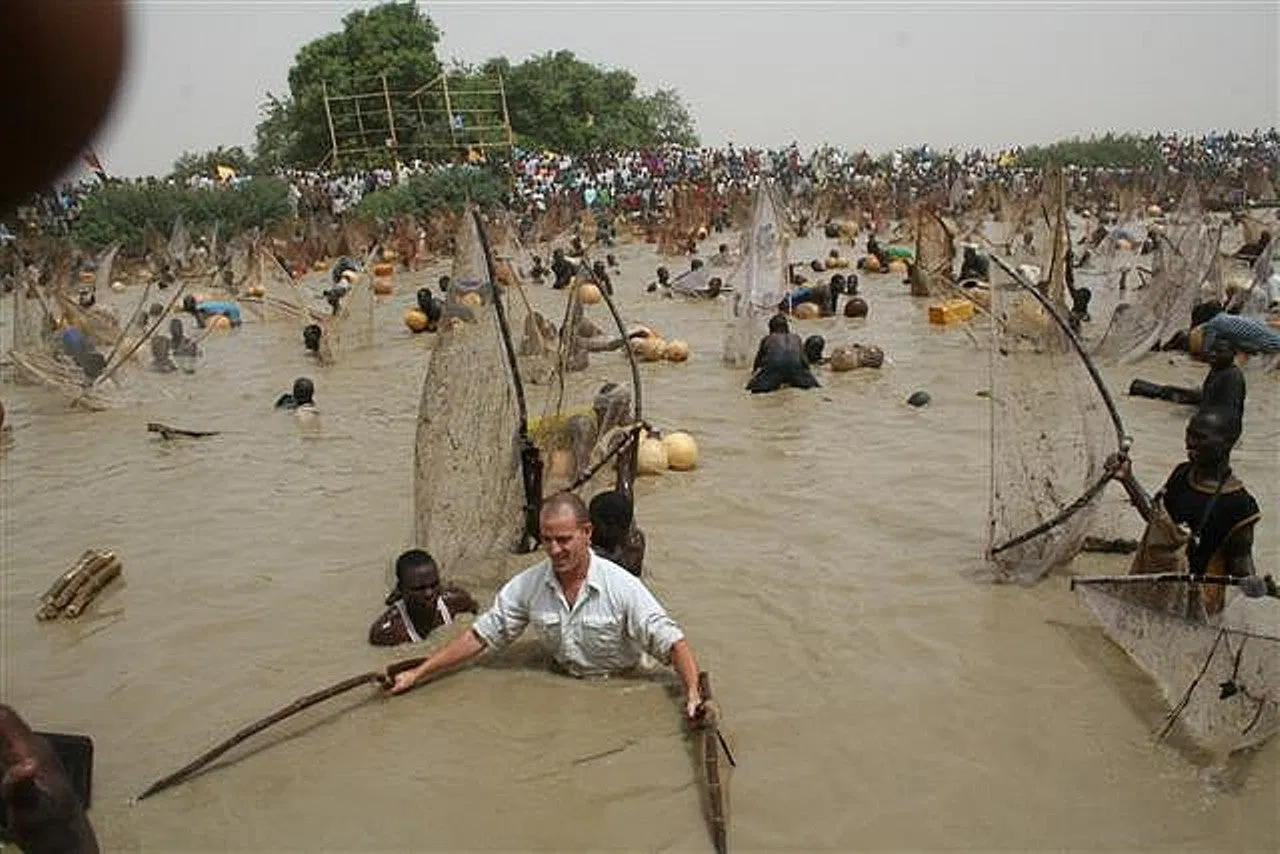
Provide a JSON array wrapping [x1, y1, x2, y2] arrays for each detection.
[[387, 493, 708, 722], [1103, 408, 1269, 616]]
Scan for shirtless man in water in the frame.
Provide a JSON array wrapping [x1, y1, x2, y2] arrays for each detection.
[[746, 314, 820, 394], [369, 550, 479, 646]]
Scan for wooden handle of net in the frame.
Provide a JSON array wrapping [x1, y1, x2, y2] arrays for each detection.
[[135, 655, 426, 802]]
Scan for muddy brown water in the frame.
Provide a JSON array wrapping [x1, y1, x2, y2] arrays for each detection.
[[1, 231, 1276, 851]]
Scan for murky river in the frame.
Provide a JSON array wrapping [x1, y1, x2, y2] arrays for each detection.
[[2, 230, 1276, 851]]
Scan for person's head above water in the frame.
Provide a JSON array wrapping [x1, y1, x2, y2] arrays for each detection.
[[168, 317, 185, 342], [1186, 407, 1239, 471], [1207, 334, 1237, 370], [540, 492, 593, 576], [803, 335, 825, 364], [302, 324, 322, 352], [768, 314, 790, 335], [79, 352, 107, 381], [656, 266, 670, 284], [437, 275, 451, 294], [385, 548, 441, 605], [589, 490, 634, 552], [181, 295, 197, 312], [1190, 300, 1223, 328], [292, 377, 315, 406]]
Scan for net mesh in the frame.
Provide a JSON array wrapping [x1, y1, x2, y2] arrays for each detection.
[[987, 181, 1120, 584], [1093, 183, 1216, 364], [525, 275, 640, 502], [414, 210, 528, 591], [723, 182, 788, 368], [1073, 580, 1280, 754], [910, 205, 956, 298]]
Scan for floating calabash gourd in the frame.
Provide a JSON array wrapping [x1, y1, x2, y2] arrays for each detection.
[[110, 280, 126, 293], [403, 308, 429, 333], [79, 271, 96, 284], [383, 249, 399, 262], [1116, 238, 1132, 251], [663, 339, 690, 362], [862, 255, 881, 273], [636, 436, 669, 475], [579, 283, 603, 305], [844, 297, 869, 318], [459, 291, 483, 309], [830, 346, 859, 372], [662, 431, 698, 471], [246, 285, 266, 298], [207, 315, 232, 331], [857, 344, 885, 369], [792, 302, 820, 320], [372, 262, 395, 278], [373, 279, 394, 296], [632, 336, 666, 362], [1147, 204, 1162, 217], [313, 260, 329, 272], [341, 270, 360, 285], [888, 259, 908, 275]]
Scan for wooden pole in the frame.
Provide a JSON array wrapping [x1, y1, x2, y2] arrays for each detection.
[[441, 74, 457, 153], [497, 73, 515, 152], [321, 81, 341, 170], [135, 656, 426, 802]]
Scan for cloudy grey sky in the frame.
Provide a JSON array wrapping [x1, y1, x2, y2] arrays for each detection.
[[92, 1, 1277, 177]]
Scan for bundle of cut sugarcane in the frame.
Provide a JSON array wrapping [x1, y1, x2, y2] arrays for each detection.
[[36, 549, 123, 621]]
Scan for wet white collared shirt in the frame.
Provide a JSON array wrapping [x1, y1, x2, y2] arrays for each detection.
[[471, 553, 684, 677]]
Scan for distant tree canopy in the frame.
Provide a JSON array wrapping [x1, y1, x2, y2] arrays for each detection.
[[477, 52, 698, 153], [253, 1, 698, 169], [1016, 134, 1164, 169], [170, 146, 254, 182], [70, 179, 293, 252]]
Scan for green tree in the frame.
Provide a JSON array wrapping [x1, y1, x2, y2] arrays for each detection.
[[488, 50, 698, 153], [637, 88, 698, 148], [1018, 133, 1163, 169], [271, 1, 445, 168], [71, 180, 293, 252], [170, 146, 254, 182], [253, 93, 298, 173]]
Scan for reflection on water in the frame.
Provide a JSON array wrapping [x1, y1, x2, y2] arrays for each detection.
[[1, 237, 1276, 851]]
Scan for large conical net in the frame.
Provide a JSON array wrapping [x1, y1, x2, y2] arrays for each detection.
[[1093, 183, 1217, 364], [414, 209, 529, 591], [723, 182, 788, 368], [413, 209, 643, 591], [1073, 578, 1280, 755], [987, 178, 1124, 584]]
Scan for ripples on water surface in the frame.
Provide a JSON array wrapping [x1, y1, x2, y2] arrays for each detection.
[[1, 235, 1276, 851]]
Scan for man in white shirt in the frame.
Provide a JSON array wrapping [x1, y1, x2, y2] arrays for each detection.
[[388, 493, 706, 720]]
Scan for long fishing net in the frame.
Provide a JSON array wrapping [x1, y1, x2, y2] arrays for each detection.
[[323, 273, 376, 358], [524, 271, 641, 503], [1073, 579, 1280, 754], [414, 210, 529, 590], [169, 216, 190, 269], [723, 182, 788, 368], [910, 205, 956, 298], [1094, 183, 1217, 363], [986, 183, 1124, 584]]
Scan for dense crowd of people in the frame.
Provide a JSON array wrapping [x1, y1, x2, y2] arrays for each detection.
[[10, 130, 1279, 232]]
